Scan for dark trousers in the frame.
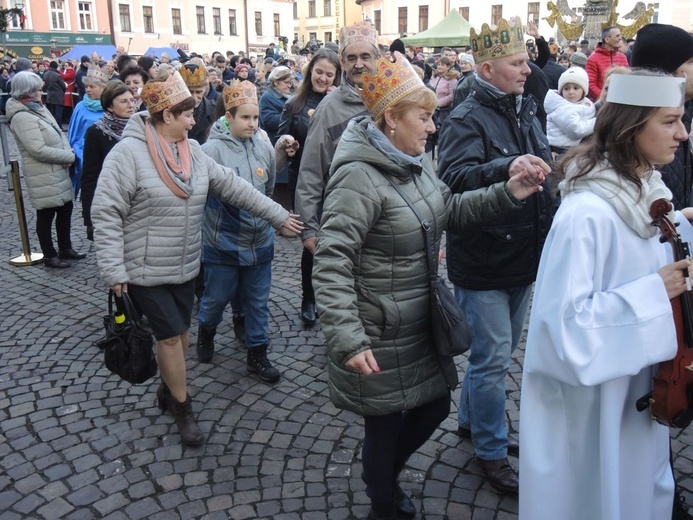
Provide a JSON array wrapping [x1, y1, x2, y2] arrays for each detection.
[[47, 103, 63, 126], [301, 247, 314, 302], [36, 202, 73, 258], [362, 393, 450, 513]]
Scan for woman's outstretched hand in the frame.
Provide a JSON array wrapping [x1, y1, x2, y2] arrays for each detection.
[[279, 213, 304, 236], [507, 166, 550, 201]]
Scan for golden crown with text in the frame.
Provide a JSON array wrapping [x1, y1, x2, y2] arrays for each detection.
[[222, 80, 258, 111], [358, 52, 425, 121], [339, 21, 378, 54], [179, 63, 208, 89], [140, 71, 191, 114], [470, 16, 526, 63]]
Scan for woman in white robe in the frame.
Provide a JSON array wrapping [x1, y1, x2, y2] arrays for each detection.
[[519, 71, 692, 520]]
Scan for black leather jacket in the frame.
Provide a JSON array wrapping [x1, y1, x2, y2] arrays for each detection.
[[438, 79, 555, 290]]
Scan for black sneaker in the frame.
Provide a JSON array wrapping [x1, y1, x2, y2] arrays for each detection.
[[196, 326, 216, 363], [247, 344, 280, 383]]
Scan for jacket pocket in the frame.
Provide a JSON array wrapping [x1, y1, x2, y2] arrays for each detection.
[[481, 222, 535, 264], [490, 138, 521, 158], [355, 281, 401, 342]]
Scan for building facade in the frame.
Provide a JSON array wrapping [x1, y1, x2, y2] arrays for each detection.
[[111, 0, 293, 57], [1, 0, 112, 60], [292, 0, 361, 50]]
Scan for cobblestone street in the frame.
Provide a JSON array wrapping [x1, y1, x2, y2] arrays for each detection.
[[1, 129, 693, 520]]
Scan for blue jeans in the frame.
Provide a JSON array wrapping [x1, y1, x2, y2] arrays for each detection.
[[197, 261, 271, 348], [455, 285, 532, 460]]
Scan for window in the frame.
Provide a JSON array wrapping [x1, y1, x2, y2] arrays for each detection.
[[419, 6, 428, 32], [374, 10, 381, 34], [324, 0, 331, 17], [491, 5, 502, 25], [228, 9, 237, 35], [50, 0, 66, 30], [273, 13, 280, 37], [293, 2, 298, 19], [119, 4, 131, 32], [8, 0, 22, 29], [527, 2, 540, 23], [324, 31, 332, 42], [172, 8, 181, 35], [77, 2, 93, 31], [652, 2, 659, 23], [308, 0, 315, 18], [196, 6, 206, 34], [143, 6, 154, 34], [309, 32, 317, 42], [255, 12, 262, 36], [459, 7, 469, 20], [213, 8, 222, 35], [398, 7, 407, 35]]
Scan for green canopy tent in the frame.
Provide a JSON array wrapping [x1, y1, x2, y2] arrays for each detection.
[[401, 9, 472, 47]]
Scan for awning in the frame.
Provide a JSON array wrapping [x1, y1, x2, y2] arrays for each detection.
[[401, 9, 472, 47], [59, 44, 118, 61]]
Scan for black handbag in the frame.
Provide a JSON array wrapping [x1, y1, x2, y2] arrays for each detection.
[[385, 175, 472, 358], [96, 290, 158, 384]]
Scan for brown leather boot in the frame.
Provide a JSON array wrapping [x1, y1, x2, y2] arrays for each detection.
[[171, 395, 204, 446]]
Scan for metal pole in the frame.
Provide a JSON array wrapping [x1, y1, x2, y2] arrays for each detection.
[[7, 160, 43, 265], [0, 115, 13, 190]]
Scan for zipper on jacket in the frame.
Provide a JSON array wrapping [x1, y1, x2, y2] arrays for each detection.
[[244, 140, 258, 265]]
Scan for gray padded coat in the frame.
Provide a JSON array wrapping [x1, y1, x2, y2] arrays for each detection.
[[313, 117, 524, 416], [6, 98, 74, 210], [91, 113, 289, 288]]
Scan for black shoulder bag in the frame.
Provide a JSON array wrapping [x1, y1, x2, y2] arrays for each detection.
[[385, 175, 471, 358], [96, 290, 158, 384]]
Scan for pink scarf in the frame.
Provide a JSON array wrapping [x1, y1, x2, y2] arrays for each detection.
[[144, 122, 193, 199]]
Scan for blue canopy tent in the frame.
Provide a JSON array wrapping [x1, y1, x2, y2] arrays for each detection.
[[59, 44, 117, 61], [143, 47, 179, 59]]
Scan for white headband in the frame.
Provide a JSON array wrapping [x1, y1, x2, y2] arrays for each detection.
[[606, 74, 686, 108]]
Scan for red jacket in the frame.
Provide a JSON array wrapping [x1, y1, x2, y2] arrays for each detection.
[[585, 44, 629, 101]]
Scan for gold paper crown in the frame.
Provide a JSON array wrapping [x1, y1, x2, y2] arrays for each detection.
[[179, 63, 208, 89], [85, 65, 109, 85], [470, 16, 526, 63], [358, 52, 424, 121], [339, 21, 378, 54], [140, 71, 191, 114], [222, 80, 258, 111]]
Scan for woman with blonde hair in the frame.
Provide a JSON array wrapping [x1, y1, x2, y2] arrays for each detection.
[[313, 52, 546, 519]]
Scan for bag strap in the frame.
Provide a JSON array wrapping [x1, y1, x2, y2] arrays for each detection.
[[108, 290, 141, 325], [384, 175, 438, 280]]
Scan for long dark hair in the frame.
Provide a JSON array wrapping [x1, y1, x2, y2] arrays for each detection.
[[557, 70, 666, 199], [284, 48, 341, 117]]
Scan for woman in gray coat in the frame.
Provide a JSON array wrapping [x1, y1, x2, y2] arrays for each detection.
[[312, 53, 547, 520], [6, 71, 82, 268]]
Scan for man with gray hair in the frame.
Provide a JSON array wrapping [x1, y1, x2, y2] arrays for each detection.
[[293, 23, 378, 322]]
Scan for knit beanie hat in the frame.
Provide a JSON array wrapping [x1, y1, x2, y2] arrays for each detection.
[[569, 52, 587, 67], [558, 67, 589, 97], [458, 53, 475, 67], [631, 23, 693, 73]]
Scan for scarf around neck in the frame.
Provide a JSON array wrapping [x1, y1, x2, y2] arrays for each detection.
[[19, 97, 44, 111], [94, 111, 129, 141], [84, 96, 103, 112], [559, 160, 674, 238], [144, 122, 196, 199]]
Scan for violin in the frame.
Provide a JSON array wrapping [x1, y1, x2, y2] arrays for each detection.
[[636, 198, 693, 428]]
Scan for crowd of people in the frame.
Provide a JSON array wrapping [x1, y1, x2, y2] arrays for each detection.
[[3, 13, 693, 520]]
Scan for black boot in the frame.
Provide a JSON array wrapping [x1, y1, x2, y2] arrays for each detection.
[[171, 395, 204, 446], [232, 314, 246, 344], [44, 256, 71, 268], [58, 248, 86, 260], [196, 326, 216, 363], [300, 300, 316, 326], [156, 380, 174, 412], [367, 502, 398, 520], [247, 344, 280, 383]]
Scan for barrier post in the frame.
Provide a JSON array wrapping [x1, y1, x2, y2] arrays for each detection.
[[6, 161, 43, 265]]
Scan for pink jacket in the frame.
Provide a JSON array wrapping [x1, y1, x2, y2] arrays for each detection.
[[432, 72, 459, 109]]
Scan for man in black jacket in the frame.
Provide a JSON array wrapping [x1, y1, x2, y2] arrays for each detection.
[[75, 55, 90, 102], [438, 15, 554, 496]]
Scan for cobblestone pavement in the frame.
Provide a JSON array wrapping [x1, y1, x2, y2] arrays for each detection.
[[1, 131, 693, 520]]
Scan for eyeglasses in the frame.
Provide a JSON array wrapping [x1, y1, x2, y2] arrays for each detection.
[[115, 98, 137, 105]]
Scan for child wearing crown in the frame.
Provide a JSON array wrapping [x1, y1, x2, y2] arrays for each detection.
[[196, 80, 299, 384]]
